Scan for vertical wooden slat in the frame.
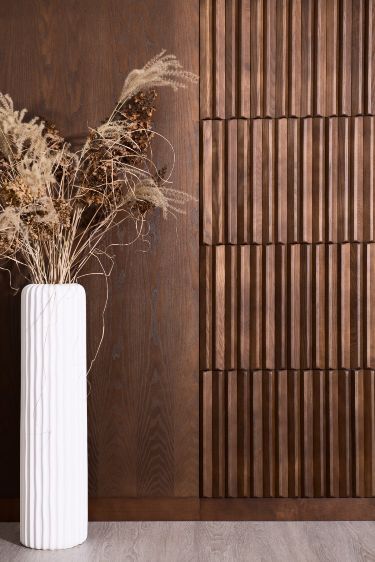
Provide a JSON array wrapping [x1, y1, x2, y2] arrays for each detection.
[[201, 371, 213, 497], [264, 0, 277, 116], [263, 371, 276, 497], [328, 245, 338, 368], [287, 119, 300, 242], [276, 119, 288, 243], [275, 245, 287, 368], [252, 371, 263, 496], [200, 0, 213, 118], [239, 0, 250, 117], [315, 0, 327, 115], [313, 370, 326, 497], [214, 0, 226, 117], [289, 245, 301, 368], [341, 0, 353, 115], [212, 120, 225, 243], [325, 0, 339, 115], [340, 244, 351, 368], [288, 370, 301, 496], [262, 120, 274, 243], [289, 0, 302, 115], [200, 246, 212, 370], [365, 0, 375, 114], [350, 245, 363, 368], [212, 371, 226, 496], [238, 371, 250, 496], [225, 247, 237, 369], [312, 118, 325, 242], [364, 370, 375, 496], [354, 370, 365, 497], [327, 118, 339, 242], [251, 119, 263, 242], [339, 370, 352, 496], [225, 0, 238, 118], [351, 0, 364, 114], [237, 120, 250, 243], [312, 245, 326, 368], [302, 119, 313, 241], [275, 0, 288, 116], [351, 117, 364, 241], [226, 120, 238, 243], [300, 0, 314, 115], [239, 246, 250, 368], [277, 371, 288, 497], [250, 246, 263, 369], [202, 120, 213, 244], [300, 245, 312, 368], [214, 246, 225, 369], [328, 370, 340, 497], [338, 118, 351, 242], [264, 245, 275, 369], [362, 117, 375, 241], [250, 0, 264, 116], [227, 371, 238, 496], [302, 371, 314, 497], [366, 244, 375, 368]]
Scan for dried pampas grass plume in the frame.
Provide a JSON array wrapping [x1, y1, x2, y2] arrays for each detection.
[[119, 49, 198, 103], [0, 51, 196, 286]]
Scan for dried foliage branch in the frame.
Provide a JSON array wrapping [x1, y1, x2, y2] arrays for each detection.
[[0, 52, 198, 286]]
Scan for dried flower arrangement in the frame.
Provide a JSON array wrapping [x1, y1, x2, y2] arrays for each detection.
[[0, 51, 197, 286]]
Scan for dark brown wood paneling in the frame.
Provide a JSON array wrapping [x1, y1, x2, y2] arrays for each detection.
[[202, 117, 375, 244], [4, 497, 375, 521], [200, 370, 375, 498], [0, 0, 199, 500], [200, 244, 375, 371], [201, 0, 375, 118]]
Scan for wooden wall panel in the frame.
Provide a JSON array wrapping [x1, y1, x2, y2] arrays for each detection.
[[0, 0, 199, 500], [200, 0, 375, 118], [200, 0, 375, 506], [200, 244, 375, 370], [201, 370, 375, 498], [202, 117, 375, 244]]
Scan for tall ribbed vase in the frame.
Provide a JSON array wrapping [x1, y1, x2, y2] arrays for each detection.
[[20, 284, 88, 550]]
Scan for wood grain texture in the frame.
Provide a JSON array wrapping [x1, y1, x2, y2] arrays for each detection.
[[4, 498, 375, 522], [0, 0, 199, 499], [201, 0, 375, 118], [200, 370, 375, 498], [202, 117, 375, 244], [3, 521, 375, 561], [200, 244, 375, 371]]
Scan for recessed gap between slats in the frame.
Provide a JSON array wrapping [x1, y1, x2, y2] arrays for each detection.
[[200, 0, 375, 118], [200, 370, 375, 498], [200, 243, 375, 371], [201, 117, 375, 244]]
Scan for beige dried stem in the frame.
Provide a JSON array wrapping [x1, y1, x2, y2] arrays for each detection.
[[119, 49, 198, 103], [0, 51, 197, 289]]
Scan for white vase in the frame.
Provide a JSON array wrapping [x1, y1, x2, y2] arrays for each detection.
[[20, 284, 88, 550]]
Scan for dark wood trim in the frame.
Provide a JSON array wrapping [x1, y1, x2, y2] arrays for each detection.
[[89, 498, 200, 521], [200, 499, 375, 521], [1, 498, 375, 522]]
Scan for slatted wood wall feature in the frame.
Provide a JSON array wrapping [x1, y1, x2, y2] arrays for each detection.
[[201, 370, 375, 498], [200, 0, 375, 118], [202, 117, 375, 244], [200, 0, 375, 504], [200, 244, 375, 370]]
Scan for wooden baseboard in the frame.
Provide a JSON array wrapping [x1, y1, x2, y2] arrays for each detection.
[[1, 498, 375, 522], [200, 499, 375, 521]]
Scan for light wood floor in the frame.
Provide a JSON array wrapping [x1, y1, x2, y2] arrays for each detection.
[[0, 522, 375, 561]]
